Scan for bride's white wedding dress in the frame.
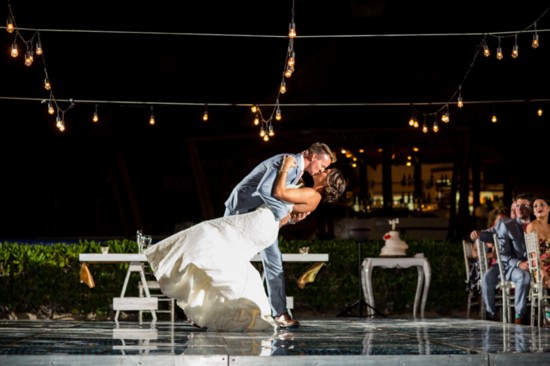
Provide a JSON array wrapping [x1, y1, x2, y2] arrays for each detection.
[[144, 205, 283, 331]]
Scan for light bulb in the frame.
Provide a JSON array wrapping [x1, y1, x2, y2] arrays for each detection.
[[288, 22, 296, 38], [149, 114, 155, 125], [280, 81, 287, 94], [202, 111, 208, 121], [275, 107, 282, 121], [6, 17, 14, 33], [532, 33, 540, 49], [511, 44, 519, 59], [35, 42, 43, 55], [496, 47, 503, 60], [24, 51, 33, 66], [48, 103, 55, 115], [44, 78, 51, 90], [287, 52, 295, 67], [537, 108, 543, 117], [457, 95, 464, 108], [491, 114, 497, 123], [10, 43, 18, 58], [483, 43, 490, 57], [93, 112, 99, 123], [422, 124, 428, 133], [253, 115, 260, 125]]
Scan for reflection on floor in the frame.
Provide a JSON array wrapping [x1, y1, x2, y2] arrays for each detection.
[[0, 317, 549, 365]]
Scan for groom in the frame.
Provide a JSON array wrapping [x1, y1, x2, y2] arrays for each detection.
[[224, 142, 336, 328]]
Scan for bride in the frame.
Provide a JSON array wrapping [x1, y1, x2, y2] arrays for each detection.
[[144, 155, 346, 331]]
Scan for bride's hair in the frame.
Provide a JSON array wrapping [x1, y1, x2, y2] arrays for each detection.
[[323, 168, 346, 203]]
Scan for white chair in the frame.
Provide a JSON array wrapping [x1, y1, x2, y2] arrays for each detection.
[[474, 239, 488, 319], [525, 231, 550, 327], [492, 233, 515, 323], [138, 264, 176, 323], [463, 240, 483, 318]]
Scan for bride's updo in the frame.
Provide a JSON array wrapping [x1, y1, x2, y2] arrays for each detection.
[[323, 169, 346, 203]]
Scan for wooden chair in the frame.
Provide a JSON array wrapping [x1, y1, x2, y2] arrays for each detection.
[[525, 231, 550, 327]]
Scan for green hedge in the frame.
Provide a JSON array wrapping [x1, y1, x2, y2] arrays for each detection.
[[0, 238, 467, 319]]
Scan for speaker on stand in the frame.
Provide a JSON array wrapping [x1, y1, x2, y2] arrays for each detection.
[[336, 227, 383, 318]]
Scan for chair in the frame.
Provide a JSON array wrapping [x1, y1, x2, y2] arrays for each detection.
[[463, 240, 483, 318], [473, 239, 488, 319], [525, 231, 550, 327], [138, 264, 176, 323], [492, 234, 515, 323]]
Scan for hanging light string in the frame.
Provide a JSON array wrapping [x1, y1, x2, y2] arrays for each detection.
[[253, 0, 297, 142], [409, 6, 550, 133], [4, 1, 550, 135]]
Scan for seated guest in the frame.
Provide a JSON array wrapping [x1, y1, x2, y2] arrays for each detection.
[[466, 206, 508, 297], [482, 193, 532, 324]]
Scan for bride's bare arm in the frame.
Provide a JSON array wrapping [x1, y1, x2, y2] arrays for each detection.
[[273, 155, 320, 212]]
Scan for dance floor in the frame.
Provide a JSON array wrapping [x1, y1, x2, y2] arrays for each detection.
[[1, 317, 550, 365]]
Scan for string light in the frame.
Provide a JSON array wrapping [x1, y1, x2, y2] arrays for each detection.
[[6, 1, 15, 34], [4, 1, 550, 138], [149, 107, 155, 125], [533, 22, 540, 49], [280, 80, 287, 94], [288, 22, 296, 39], [482, 37, 490, 57], [202, 103, 208, 121], [511, 34, 519, 59], [10, 41, 18, 57], [92, 104, 99, 123], [496, 38, 503, 60], [275, 105, 282, 121], [24, 50, 33, 66]]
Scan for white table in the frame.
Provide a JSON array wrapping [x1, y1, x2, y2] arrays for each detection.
[[252, 253, 329, 314], [79, 253, 157, 323], [80, 253, 329, 319], [361, 257, 431, 318]]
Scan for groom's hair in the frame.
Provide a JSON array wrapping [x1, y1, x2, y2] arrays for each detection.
[[307, 142, 336, 163]]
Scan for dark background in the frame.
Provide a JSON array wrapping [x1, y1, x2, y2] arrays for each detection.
[[1, 1, 550, 239]]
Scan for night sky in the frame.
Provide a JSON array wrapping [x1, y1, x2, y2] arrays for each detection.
[[1, 1, 550, 239]]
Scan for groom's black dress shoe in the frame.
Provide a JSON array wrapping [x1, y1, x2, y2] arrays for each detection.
[[274, 312, 300, 328]]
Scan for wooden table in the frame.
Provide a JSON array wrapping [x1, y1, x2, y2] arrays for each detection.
[[361, 256, 431, 318]]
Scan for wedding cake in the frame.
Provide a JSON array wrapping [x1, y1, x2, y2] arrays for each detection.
[[380, 218, 408, 257]]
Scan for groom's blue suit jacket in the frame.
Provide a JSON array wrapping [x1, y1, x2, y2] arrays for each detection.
[[224, 153, 303, 221]]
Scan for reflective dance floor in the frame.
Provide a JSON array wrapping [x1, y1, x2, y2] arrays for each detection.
[[1, 317, 550, 365]]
